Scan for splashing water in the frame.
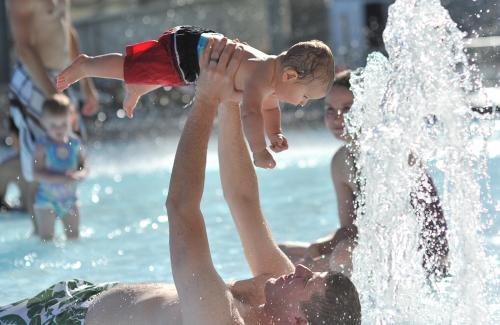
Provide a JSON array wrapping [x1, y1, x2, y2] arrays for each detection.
[[346, 0, 496, 324]]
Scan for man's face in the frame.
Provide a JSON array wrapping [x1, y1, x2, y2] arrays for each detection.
[[264, 264, 327, 324], [324, 86, 354, 141]]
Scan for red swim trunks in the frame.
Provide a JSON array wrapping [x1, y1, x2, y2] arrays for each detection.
[[124, 27, 184, 86], [123, 26, 215, 86]]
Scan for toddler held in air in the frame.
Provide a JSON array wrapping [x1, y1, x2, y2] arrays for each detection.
[[57, 26, 335, 168]]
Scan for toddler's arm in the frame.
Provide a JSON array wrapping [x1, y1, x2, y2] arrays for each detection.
[[262, 98, 288, 153], [68, 144, 88, 181], [241, 84, 275, 169]]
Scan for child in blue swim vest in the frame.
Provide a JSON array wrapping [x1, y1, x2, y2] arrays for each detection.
[[32, 94, 88, 241]]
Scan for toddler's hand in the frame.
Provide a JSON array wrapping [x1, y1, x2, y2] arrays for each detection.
[[269, 133, 289, 153], [252, 149, 276, 169], [66, 170, 85, 182]]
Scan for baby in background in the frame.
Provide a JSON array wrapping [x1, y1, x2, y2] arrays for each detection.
[[57, 26, 335, 168], [33, 94, 88, 241]]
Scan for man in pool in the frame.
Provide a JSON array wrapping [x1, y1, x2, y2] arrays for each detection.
[[0, 39, 361, 325]]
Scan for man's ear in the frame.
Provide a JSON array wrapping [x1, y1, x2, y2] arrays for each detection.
[[282, 68, 299, 82]]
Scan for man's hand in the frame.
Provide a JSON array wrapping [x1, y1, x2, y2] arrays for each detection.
[[196, 37, 243, 105], [252, 148, 276, 169], [230, 274, 270, 306], [269, 133, 289, 153]]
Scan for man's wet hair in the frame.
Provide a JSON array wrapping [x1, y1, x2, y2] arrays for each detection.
[[42, 94, 71, 117], [281, 40, 335, 90], [301, 271, 361, 325], [332, 70, 351, 90]]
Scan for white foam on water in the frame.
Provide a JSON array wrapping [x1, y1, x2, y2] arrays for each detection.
[[346, 0, 497, 324]]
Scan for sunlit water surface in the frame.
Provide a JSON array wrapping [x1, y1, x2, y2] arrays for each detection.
[[0, 128, 498, 314], [0, 130, 341, 304]]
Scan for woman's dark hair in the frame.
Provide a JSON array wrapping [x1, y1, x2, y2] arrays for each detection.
[[301, 271, 361, 325], [332, 70, 351, 91]]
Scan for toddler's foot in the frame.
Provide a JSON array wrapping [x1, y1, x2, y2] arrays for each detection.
[[253, 149, 276, 169], [56, 54, 90, 92], [123, 83, 161, 118]]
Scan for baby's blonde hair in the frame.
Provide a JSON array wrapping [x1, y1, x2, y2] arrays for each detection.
[[281, 40, 335, 90]]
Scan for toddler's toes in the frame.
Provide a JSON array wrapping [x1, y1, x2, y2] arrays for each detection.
[[56, 75, 68, 92]]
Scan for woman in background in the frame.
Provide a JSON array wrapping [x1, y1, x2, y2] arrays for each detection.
[[280, 70, 449, 279]]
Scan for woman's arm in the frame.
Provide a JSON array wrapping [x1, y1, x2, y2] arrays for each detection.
[[332, 146, 356, 228], [218, 103, 294, 277], [305, 146, 357, 259]]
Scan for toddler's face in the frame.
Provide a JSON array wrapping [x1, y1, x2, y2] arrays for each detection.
[[275, 70, 327, 107], [42, 114, 71, 142]]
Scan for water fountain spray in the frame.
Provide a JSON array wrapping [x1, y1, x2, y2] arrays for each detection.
[[346, 0, 495, 324]]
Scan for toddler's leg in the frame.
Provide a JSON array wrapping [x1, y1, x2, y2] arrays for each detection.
[[62, 207, 80, 240], [34, 207, 56, 241], [123, 84, 161, 118], [57, 53, 125, 92]]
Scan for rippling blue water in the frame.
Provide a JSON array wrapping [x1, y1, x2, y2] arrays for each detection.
[[1, 128, 498, 304]]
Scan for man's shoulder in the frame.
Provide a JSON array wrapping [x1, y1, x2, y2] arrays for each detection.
[[179, 286, 246, 324]]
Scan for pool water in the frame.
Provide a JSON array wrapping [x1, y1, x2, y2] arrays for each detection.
[[0, 128, 498, 305]]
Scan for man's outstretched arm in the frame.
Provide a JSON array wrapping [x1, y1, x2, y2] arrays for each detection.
[[166, 38, 244, 324], [218, 104, 294, 277]]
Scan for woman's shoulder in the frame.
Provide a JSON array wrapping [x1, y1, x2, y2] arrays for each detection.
[[331, 145, 356, 184], [332, 145, 354, 168]]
